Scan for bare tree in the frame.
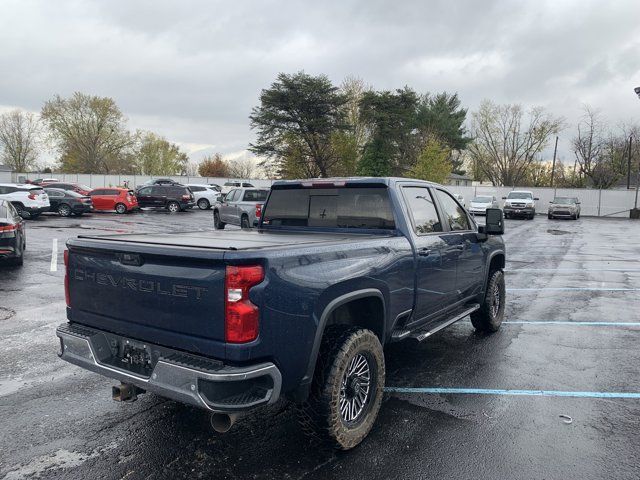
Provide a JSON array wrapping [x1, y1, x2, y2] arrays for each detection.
[[227, 158, 256, 179], [0, 110, 41, 171], [340, 76, 372, 154], [41, 92, 133, 174], [572, 106, 622, 189], [468, 100, 564, 186]]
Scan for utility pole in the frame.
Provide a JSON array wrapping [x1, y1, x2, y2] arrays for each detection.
[[550, 136, 558, 190], [627, 135, 633, 190]]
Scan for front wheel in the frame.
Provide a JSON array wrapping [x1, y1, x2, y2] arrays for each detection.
[[298, 327, 385, 450], [471, 269, 505, 332], [213, 211, 226, 230]]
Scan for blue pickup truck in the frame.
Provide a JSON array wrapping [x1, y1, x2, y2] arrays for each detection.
[[56, 177, 505, 450]]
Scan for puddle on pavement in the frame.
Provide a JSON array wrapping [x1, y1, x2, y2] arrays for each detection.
[[0, 307, 16, 321], [546, 229, 571, 235]]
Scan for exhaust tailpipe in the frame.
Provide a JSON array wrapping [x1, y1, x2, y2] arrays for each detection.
[[210, 413, 242, 433]]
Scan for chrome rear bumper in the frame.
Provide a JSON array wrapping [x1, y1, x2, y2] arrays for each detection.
[[56, 323, 281, 412]]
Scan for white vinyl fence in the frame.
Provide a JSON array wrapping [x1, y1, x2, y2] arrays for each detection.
[[12, 172, 274, 189], [446, 185, 639, 218], [11, 172, 639, 218]]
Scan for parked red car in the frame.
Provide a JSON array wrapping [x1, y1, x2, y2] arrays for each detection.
[[89, 188, 138, 214], [43, 182, 93, 196]]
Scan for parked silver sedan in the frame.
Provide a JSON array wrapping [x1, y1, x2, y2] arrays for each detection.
[[468, 195, 499, 215], [213, 187, 270, 229]]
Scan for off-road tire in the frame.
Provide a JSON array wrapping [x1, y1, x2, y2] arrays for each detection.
[[213, 211, 226, 229], [471, 269, 505, 333], [297, 327, 385, 450], [115, 203, 127, 214]]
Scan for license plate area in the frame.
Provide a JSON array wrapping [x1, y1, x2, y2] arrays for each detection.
[[113, 340, 153, 376]]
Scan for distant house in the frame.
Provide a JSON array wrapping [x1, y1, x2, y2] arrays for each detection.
[[0, 164, 13, 183], [446, 173, 472, 187]]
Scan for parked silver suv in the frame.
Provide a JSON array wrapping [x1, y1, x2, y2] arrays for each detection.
[[213, 187, 270, 229], [548, 197, 581, 220]]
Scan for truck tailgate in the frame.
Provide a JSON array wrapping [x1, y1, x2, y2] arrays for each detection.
[[67, 239, 227, 358]]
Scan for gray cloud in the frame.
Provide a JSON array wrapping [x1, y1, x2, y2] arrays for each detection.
[[1, 0, 639, 162]]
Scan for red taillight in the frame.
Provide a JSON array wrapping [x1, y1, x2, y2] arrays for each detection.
[[182, 194, 190, 200], [28, 193, 37, 200], [64, 249, 70, 307], [255, 204, 262, 219], [225, 265, 264, 343], [0, 224, 18, 232]]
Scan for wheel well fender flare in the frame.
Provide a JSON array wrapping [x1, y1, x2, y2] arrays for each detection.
[[484, 250, 505, 292], [302, 288, 385, 386]]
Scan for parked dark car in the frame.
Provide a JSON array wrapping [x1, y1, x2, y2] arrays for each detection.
[[44, 188, 94, 217], [137, 178, 183, 190], [0, 199, 26, 266], [43, 182, 93, 196], [135, 185, 195, 212], [57, 177, 506, 450]]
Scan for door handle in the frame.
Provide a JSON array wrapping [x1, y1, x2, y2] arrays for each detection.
[[418, 248, 432, 257]]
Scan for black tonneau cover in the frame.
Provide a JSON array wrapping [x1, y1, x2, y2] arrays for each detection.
[[75, 229, 387, 251]]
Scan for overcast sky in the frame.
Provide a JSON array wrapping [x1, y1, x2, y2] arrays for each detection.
[[1, 0, 639, 166]]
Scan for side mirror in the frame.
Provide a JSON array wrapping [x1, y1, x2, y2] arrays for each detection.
[[501, 196, 506, 200], [485, 208, 504, 235], [549, 200, 553, 203], [577, 201, 581, 204], [534, 197, 540, 201]]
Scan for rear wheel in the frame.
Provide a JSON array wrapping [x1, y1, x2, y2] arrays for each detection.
[[241, 215, 250, 229], [298, 327, 385, 450], [14, 204, 31, 220], [167, 201, 180, 213], [57, 204, 72, 217], [213, 211, 226, 229], [548, 213, 553, 219], [471, 269, 505, 333], [115, 203, 127, 214], [198, 198, 210, 210]]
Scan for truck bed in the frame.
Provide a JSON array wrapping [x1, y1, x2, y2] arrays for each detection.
[[74, 229, 390, 252]]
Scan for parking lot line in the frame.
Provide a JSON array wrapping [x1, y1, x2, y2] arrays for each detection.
[[507, 287, 640, 292], [506, 268, 640, 272], [49, 238, 58, 272], [385, 387, 640, 399], [504, 321, 640, 326]]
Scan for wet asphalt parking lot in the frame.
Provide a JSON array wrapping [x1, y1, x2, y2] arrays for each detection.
[[1, 209, 640, 479]]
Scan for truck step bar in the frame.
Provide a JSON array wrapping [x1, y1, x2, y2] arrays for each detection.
[[392, 304, 480, 341]]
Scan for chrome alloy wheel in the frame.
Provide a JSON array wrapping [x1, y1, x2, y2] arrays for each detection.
[[339, 353, 371, 424]]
